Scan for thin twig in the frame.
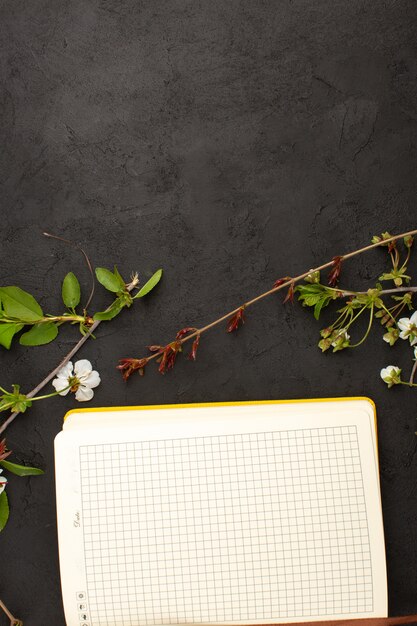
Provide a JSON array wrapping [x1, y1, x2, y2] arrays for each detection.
[[0, 284, 136, 437], [133, 228, 417, 364], [342, 287, 417, 297], [0, 597, 22, 625], [409, 359, 417, 385], [43, 232, 95, 310]]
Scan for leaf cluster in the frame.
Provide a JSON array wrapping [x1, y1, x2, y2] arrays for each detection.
[[93, 267, 162, 321], [0, 267, 162, 348], [295, 282, 341, 320]]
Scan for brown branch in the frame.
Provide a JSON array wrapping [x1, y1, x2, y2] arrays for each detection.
[[341, 287, 417, 297], [129, 228, 417, 366], [0, 597, 23, 625], [409, 358, 417, 385]]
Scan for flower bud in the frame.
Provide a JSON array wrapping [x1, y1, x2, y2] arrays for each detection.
[[305, 270, 320, 284], [380, 365, 401, 387]]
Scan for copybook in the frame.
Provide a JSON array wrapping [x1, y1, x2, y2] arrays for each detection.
[[54, 398, 387, 626]]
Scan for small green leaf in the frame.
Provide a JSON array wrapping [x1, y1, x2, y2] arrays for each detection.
[[314, 299, 326, 320], [0, 384, 32, 414], [0, 459, 44, 476], [113, 266, 125, 286], [93, 300, 124, 321], [0, 323, 24, 349], [19, 322, 58, 346], [0, 490, 9, 531], [95, 267, 125, 293], [0, 286, 43, 321], [62, 272, 81, 309], [134, 269, 163, 298]]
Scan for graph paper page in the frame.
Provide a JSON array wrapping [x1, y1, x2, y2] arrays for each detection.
[[55, 400, 387, 626]]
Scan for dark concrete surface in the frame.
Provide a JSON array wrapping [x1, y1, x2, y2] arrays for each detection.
[[1, 1, 417, 624]]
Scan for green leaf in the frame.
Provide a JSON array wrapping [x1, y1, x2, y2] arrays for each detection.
[[314, 299, 326, 320], [0, 490, 9, 531], [0, 286, 43, 321], [113, 266, 125, 286], [19, 322, 58, 346], [0, 459, 44, 476], [93, 299, 124, 321], [62, 272, 81, 309], [0, 323, 24, 349], [95, 267, 125, 293], [0, 385, 32, 414], [303, 294, 321, 307], [134, 269, 163, 298]]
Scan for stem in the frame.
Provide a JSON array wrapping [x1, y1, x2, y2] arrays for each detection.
[[0, 315, 86, 326], [0, 402, 15, 413], [379, 302, 397, 326], [332, 308, 352, 331], [393, 246, 400, 270], [404, 246, 411, 269], [43, 232, 95, 311], [0, 597, 22, 625], [45, 315, 86, 323], [348, 304, 374, 348], [399, 380, 417, 388], [409, 359, 417, 385], [345, 306, 367, 329], [129, 228, 417, 364], [340, 287, 417, 297], [30, 386, 71, 402], [0, 286, 136, 436]]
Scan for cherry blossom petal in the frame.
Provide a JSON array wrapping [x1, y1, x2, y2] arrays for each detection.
[[52, 377, 71, 395], [74, 359, 93, 378], [83, 370, 101, 389], [75, 386, 94, 402], [410, 310, 417, 326], [397, 318, 410, 332], [55, 361, 73, 379]]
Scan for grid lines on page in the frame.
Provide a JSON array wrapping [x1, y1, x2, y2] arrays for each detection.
[[79, 425, 373, 626]]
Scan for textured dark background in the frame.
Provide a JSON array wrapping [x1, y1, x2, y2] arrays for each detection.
[[1, 0, 417, 624]]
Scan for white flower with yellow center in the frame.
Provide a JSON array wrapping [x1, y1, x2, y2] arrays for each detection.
[[52, 359, 101, 402]]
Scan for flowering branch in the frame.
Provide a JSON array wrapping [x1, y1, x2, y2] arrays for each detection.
[[0, 274, 146, 436], [118, 228, 417, 379], [0, 234, 162, 436]]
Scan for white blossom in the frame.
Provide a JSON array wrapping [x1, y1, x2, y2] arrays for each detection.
[[380, 365, 402, 388], [52, 359, 101, 402], [397, 311, 417, 345]]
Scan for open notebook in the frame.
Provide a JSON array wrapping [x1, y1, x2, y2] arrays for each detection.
[[54, 398, 387, 626]]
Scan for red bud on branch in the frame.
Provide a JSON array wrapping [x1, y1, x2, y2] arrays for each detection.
[[328, 256, 343, 286], [117, 358, 149, 381], [189, 334, 201, 361], [227, 307, 245, 333], [0, 439, 11, 462]]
